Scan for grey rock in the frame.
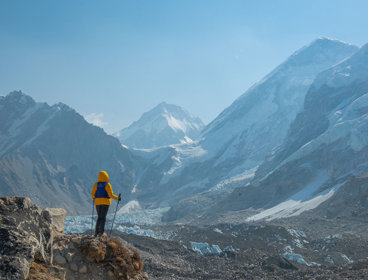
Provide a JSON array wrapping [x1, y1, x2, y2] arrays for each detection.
[[45, 207, 67, 235], [68, 242, 75, 250], [0, 197, 54, 279], [79, 264, 87, 273], [71, 237, 81, 245], [54, 254, 67, 265], [65, 252, 73, 263], [70, 262, 78, 272]]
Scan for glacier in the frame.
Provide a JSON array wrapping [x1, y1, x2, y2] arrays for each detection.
[[64, 206, 169, 234]]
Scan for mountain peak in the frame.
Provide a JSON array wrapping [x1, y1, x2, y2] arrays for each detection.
[[114, 103, 204, 149], [152, 102, 184, 114], [5, 91, 36, 106], [288, 37, 359, 64], [52, 102, 75, 113], [310, 36, 355, 47]]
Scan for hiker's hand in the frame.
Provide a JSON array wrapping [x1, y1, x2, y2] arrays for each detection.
[[118, 194, 121, 201]]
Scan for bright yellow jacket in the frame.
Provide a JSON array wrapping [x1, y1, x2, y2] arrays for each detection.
[[91, 171, 119, 205]]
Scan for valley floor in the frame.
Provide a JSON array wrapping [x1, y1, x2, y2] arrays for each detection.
[[66, 206, 368, 279]]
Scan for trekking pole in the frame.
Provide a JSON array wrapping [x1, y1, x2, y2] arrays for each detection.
[[91, 198, 95, 235], [109, 193, 121, 237]]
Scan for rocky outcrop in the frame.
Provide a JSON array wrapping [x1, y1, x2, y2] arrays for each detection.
[[46, 208, 67, 236], [0, 196, 147, 280], [42, 234, 147, 280], [0, 197, 59, 279]]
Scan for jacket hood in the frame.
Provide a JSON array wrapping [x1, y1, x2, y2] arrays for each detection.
[[98, 171, 109, 182]]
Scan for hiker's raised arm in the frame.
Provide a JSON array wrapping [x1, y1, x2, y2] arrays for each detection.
[[106, 183, 119, 200]]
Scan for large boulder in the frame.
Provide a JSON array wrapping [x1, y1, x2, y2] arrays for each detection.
[[40, 234, 147, 280], [45, 208, 67, 235], [0, 197, 59, 279]]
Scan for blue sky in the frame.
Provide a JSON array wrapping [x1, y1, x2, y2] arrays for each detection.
[[1, 0, 367, 133]]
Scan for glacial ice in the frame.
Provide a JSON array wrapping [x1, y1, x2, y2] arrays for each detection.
[[64, 207, 169, 234], [190, 242, 223, 256], [116, 225, 155, 238], [283, 253, 310, 266]]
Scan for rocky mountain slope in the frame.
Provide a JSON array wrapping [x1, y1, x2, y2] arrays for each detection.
[[156, 38, 359, 221], [114, 102, 204, 149], [0, 91, 137, 214], [204, 42, 368, 223]]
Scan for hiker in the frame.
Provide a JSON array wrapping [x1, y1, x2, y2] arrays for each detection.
[[91, 171, 121, 236]]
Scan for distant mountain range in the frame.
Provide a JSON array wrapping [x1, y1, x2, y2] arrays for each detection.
[[113, 102, 204, 149], [2, 37, 368, 225], [0, 91, 137, 214]]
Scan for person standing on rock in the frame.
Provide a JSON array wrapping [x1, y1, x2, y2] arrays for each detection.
[[91, 171, 121, 236]]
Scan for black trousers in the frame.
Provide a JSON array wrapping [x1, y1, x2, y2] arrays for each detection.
[[95, 204, 109, 235]]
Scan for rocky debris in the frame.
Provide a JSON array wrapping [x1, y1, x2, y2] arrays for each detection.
[[42, 234, 147, 280], [0, 197, 148, 280], [112, 230, 368, 280]]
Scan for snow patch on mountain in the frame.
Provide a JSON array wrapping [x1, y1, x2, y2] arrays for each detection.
[[117, 200, 142, 214], [247, 175, 345, 221], [210, 167, 257, 192], [276, 93, 368, 170]]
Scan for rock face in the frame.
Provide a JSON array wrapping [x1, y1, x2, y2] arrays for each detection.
[[0, 196, 147, 280], [0, 197, 56, 279], [46, 208, 67, 236], [44, 234, 146, 280]]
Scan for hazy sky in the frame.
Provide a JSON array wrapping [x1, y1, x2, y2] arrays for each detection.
[[1, 0, 367, 133]]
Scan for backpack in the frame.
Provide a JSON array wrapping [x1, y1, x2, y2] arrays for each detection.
[[95, 182, 109, 198]]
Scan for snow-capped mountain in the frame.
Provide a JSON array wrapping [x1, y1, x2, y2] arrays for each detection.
[[0, 91, 137, 214], [114, 102, 204, 149], [201, 37, 358, 168], [206, 42, 368, 222], [143, 38, 359, 221]]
